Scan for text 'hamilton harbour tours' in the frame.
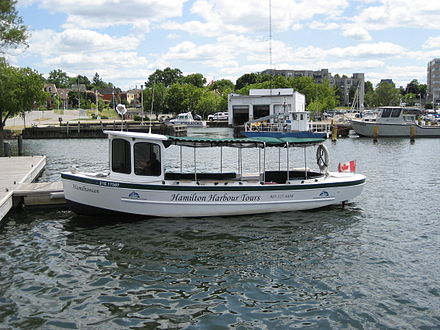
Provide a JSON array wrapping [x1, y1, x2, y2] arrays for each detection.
[[170, 193, 261, 203]]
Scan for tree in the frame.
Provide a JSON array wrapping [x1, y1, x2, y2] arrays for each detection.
[[0, 60, 47, 155], [181, 73, 206, 88], [208, 79, 234, 94], [195, 91, 223, 118], [406, 79, 420, 95], [146, 67, 183, 87], [69, 75, 91, 89], [47, 69, 70, 88], [91, 72, 112, 89], [143, 82, 167, 117], [0, 0, 28, 52], [368, 81, 401, 107], [235, 73, 259, 90]]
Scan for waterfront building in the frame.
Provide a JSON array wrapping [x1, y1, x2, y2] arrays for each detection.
[[427, 58, 440, 105], [261, 69, 364, 108], [228, 88, 305, 126]]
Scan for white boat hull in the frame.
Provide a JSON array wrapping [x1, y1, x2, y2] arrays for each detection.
[[351, 120, 440, 137], [61, 172, 365, 217]]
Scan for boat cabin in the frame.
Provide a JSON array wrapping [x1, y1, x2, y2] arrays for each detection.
[[108, 131, 167, 182], [106, 130, 328, 185], [376, 107, 420, 123]]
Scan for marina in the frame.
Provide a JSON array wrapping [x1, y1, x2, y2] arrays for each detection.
[[1, 130, 440, 328]]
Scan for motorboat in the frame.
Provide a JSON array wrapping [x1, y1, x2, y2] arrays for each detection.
[[61, 130, 365, 217], [350, 106, 440, 137], [242, 111, 327, 139], [167, 112, 206, 127]]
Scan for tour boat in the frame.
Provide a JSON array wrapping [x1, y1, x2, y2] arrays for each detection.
[[350, 106, 440, 137], [61, 130, 365, 217]]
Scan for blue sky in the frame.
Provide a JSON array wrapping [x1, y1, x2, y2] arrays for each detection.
[[6, 0, 440, 90]]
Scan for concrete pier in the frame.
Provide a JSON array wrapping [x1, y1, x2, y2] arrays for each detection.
[[0, 156, 47, 225]]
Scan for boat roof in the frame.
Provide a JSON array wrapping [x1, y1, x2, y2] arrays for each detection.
[[104, 130, 325, 147], [166, 136, 325, 148]]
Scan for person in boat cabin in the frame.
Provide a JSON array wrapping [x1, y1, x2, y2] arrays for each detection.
[[134, 142, 161, 176]]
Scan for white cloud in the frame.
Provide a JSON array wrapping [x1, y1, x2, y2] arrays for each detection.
[[342, 25, 372, 41], [423, 36, 440, 49], [351, 0, 440, 30], [28, 29, 139, 56], [327, 42, 406, 58], [163, 0, 349, 37], [27, 0, 188, 30]]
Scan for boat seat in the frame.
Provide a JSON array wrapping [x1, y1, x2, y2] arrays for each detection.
[[264, 170, 323, 183], [164, 172, 237, 181]]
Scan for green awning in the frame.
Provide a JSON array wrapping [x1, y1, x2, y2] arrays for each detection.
[[165, 136, 325, 148]]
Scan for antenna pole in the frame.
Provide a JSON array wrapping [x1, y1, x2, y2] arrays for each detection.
[[149, 80, 155, 134], [141, 84, 144, 125]]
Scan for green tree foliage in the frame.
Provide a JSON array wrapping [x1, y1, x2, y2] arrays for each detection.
[[146, 67, 183, 87], [367, 81, 401, 107], [0, 0, 28, 52], [401, 93, 418, 106], [47, 69, 70, 88], [0, 60, 47, 155], [181, 73, 206, 88], [195, 91, 224, 118], [208, 79, 234, 95], [91, 72, 112, 89], [69, 75, 91, 89], [143, 82, 167, 116]]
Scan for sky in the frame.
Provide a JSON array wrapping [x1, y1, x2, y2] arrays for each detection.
[[5, 0, 440, 90]]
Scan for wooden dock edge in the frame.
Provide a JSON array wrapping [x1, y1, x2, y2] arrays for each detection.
[[0, 191, 13, 226]]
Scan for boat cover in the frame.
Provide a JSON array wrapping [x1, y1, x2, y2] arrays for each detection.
[[165, 136, 325, 148]]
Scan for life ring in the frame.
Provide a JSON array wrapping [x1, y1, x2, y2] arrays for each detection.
[[316, 144, 329, 172]]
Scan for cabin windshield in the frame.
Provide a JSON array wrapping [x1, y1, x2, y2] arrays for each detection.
[[134, 142, 161, 176], [391, 108, 401, 117], [380, 108, 392, 118], [112, 139, 131, 174]]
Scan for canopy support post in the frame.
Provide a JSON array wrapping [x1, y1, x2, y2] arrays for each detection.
[[194, 147, 197, 182], [180, 146, 183, 173], [220, 146, 223, 173], [263, 143, 266, 182], [286, 142, 290, 183], [304, 146, 308, 180]]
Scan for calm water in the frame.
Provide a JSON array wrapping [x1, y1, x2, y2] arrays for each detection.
[[1, 129, 440, 329]]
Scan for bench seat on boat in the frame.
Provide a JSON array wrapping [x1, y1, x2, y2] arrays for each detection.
[[164, 172, 237, 181], [264, 170, 323, 183]]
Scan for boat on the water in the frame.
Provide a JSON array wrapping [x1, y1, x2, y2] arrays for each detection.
[[242, 111, 327, 139], [167, 112, 206, 127], [61, 130, 365, 217], [350, 106, 440, 137]]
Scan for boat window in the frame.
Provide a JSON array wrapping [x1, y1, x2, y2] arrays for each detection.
[[112, 139, 131, 174], [134, 142, 161, 176], [391, 108, 401, 117], [381, 108, 392, 118]]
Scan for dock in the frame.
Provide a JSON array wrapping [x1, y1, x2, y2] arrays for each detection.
[[0, 156, 65, 225]]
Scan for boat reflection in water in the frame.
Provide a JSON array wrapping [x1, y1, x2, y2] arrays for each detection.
[[61, 131, 365, 217]]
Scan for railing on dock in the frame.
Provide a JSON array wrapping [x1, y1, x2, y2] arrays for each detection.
[[22, 122, 187, 139]]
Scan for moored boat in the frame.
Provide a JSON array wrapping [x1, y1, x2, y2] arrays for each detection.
[[241, 111, 327, 139], [61, 131, 365, 217], [167, 112, 206, 127], [350, 106, 440, 137]]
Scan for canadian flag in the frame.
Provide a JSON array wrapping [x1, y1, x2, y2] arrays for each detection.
[[338, 160, 356, 173]]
